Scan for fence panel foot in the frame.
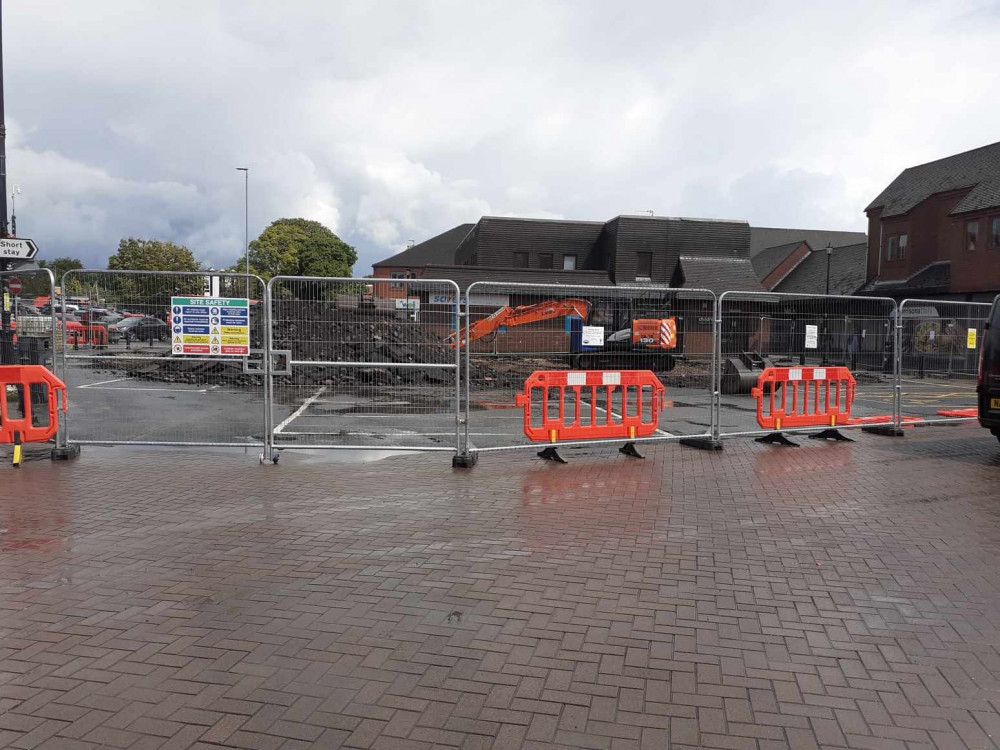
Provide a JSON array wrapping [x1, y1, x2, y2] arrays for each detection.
[[680, 437, 724, 451], [619, 442, 644, 459], [755, 432, 799, 447], [452, 452, 478, 469], [862, 425, 905, 437], [808, 429, 854, 442], [51, 444, 81, 460], [537, 447, 567, 463]]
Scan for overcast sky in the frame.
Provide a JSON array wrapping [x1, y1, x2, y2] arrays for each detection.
[[6, 0, 1000, 273]]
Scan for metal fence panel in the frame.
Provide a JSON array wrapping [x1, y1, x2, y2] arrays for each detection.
[[267, 276, 461, 452], [897, 298, 991, 424], [462, 282, 717, 454], [717, 292, 898, 437], [60, 270, 268, 447]]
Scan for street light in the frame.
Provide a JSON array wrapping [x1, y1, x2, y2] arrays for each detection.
[[825, 243, 833, 295], [236, 167, 248, 296]]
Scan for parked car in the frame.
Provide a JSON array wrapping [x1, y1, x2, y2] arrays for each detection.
[[109, 316, 169, 343], [978, 295, 1000, 444]]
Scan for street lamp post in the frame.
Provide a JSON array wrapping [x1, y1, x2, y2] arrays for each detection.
[[825, 243, 833, 295], [236, 167, 248, 297]]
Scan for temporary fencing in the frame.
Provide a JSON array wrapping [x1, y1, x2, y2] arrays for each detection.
[[514, 369, 666, 443], [896, 299, 991, 424], [751, 366, 855, 431], [460, 282, 717, 456], [59, 270, 268, 448], [266, 276, 461, 452], [717, 292, 897, 438]]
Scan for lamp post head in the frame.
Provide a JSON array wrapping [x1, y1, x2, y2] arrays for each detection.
[[826, 243, 833, 256]]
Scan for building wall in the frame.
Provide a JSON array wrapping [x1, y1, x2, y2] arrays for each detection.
[[952, 207, 1000, 293]]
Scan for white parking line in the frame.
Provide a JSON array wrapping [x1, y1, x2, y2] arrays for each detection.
[[274, 385, 327, 434], [78, 377, 217, 394]]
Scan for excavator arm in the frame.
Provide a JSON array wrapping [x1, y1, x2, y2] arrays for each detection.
[[449, 298, 591, 349]]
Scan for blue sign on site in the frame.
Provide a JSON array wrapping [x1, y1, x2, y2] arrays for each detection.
[[182, 306, 210, 315], [172, 315, 182, 325], [173, 326, 182, 334], [172, 306, 181, 315], [183, 325, 210, 334], [220, 308, 248, 318], [182, 315, 210, 325]]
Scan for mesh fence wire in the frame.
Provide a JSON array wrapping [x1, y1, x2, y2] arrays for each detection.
[[60, 270, 267, 446], [717, 292, 898, 436], [897, 299, 991, 424], [267, 276, 461, 451], [462, 282, 717, 452]]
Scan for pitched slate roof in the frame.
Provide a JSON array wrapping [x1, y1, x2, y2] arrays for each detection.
[[751, 241, 808, 281], [866, 141, 1000, 217], [674, 256, 764, 294], [749, 227, 866, 257], [420, 264, 612, 292], [373, 224, 474, 267], [860, 261, 951, 295], [453, 216, 604, 265], [774, 243, 868, 296]]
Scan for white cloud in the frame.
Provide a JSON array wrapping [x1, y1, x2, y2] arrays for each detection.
[[3, 0, 999, 273]]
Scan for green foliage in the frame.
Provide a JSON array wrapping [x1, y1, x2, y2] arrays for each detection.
[[108, 238, 201, 272], [243, 218, 357, 281]]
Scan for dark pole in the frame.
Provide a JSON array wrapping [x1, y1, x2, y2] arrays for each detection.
[[0, 0, 12, 365], [825, 243, 832, 295]]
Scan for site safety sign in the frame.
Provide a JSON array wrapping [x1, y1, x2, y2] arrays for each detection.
[[170, 297, 250, 356]]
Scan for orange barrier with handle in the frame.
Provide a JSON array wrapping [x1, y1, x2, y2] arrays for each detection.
[[514, 370, 665, 443], [0, 365, 68, 444], [751, 366, 855, 431]]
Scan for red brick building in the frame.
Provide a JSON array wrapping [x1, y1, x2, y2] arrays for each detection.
[[862, 141, 1000, 301]]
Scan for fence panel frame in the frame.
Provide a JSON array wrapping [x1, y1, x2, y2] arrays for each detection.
[[266, 275, 462, 453], [460, 281, 718, 457], [896, 297, 991, 426], [715, 290, 899, 438], [60, 269, 269, 449]]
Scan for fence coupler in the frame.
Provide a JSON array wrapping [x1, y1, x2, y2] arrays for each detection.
[[537, 446, 567, 463], [755, 432, 799, 447], [808, 429, 853, 442], [620, 442, 644, 459]]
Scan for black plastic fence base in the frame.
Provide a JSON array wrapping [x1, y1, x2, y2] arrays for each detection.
[[755, 432, 799, 447], [808, 429, 854, 442], [619, 442, 644, 459], [862, 425, 905, 437], [680, 437, 724, 451], [50, 444, 81, 461], [452, 452, 478, 469], [537, 447, 567, 463]]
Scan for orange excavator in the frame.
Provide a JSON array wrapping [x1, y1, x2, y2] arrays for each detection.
[[450, 297, 683, 371], [448, 298, 592, 349]]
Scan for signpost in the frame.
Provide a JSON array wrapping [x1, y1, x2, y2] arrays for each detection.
[[7, 276, 19, 295], [0, 237, 38, 260], [170, 297, 250, 356]]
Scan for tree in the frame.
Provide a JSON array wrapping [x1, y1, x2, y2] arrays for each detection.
[[243, 219, 357, 281], [107, 238, 201, 272], [39, 257, 84, 286]]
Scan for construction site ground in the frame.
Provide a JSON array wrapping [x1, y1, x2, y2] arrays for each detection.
[[2, 424, 1000, 750]]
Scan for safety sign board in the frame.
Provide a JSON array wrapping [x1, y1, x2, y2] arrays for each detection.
[[967, 328, 977, 349], [170, 296, 249, 356], [805, 324, 818, 349], [581, 325, 605, 347]]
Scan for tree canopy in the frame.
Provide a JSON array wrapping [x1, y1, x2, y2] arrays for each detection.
[[38, 257, 83, 284], [243, 218, 357, 281], [108, 238, 201, 272]]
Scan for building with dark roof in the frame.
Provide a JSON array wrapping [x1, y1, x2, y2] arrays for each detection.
[[773, 242, 868, 296], [373, 214, 765, 293], [748, 227, 868, 293], [863, 141, 1000, 301]]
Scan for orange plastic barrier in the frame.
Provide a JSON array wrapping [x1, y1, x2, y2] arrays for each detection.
[[514, 370, 666, 443], [67, 324, 106, 346], [0, 365, 67, 444], [751, 366, 855, 431], [936, 408, 977, 418]]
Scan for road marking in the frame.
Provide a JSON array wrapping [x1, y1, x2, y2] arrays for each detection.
[[78, 378, 216, 394], [78, 377, 130, 388], [278, 431, 512, 437], [274, 385, 327, 435]]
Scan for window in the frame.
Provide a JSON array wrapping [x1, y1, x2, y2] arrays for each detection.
[[390, 271, 405, 289], [513, 251, 529, 268], [636, 252, 653, 278], [563, 254, 577, 271], [885, 234, 907, 261], [966, 220, 979, 251], [539, 253, 554, 269], [990, 216, 1000, 248]]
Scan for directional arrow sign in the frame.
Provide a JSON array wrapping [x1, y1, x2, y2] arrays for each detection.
[[0, 238, 39, 260]]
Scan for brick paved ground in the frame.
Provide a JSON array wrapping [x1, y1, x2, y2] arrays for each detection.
[[1, 426, 1000, 749]]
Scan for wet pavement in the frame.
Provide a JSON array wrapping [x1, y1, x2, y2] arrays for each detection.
[[1, 426, 1000, 749]]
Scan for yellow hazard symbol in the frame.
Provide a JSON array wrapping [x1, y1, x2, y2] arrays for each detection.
[[173, 335, 182, 344], [212, 327, 220, 334]]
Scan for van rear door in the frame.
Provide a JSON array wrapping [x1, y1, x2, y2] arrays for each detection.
[[980, 296, 1000, 427]]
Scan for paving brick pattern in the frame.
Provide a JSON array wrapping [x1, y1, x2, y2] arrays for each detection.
[[1, 426, 1000, 749]]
